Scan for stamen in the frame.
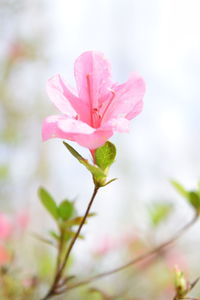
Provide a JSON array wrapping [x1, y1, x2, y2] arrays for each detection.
[[100, 89, 116, 124], [92, 108, 101, 128], [75, 114, 80, 120], [86, 74, 94, 127]]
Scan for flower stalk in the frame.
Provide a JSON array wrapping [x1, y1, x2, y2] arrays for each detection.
[[41, 185, 100, 300]]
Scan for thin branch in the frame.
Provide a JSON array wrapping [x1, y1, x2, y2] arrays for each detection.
[[41, 185, 99, 300], [179, 298, 200, 300], [59, 185, 99, 274], [66, 213, 199, 291]]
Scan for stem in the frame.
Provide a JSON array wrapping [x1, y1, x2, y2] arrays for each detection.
[[178, 298, 200, 300], [41, 185, 99, 300], [65, 213, 198, 292], [59, 185, 99, 274], [55, 226, 65, 271]]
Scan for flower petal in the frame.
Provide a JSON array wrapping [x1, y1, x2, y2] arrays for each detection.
[[101, 73, 145, 123], [42, 115, 113, 149], [102, 117, 130, 132], [58, 118, 95, 135], [47, 74, 91, 123], [46, 74, 78, 117], [74, 51, 112, 107], [73, 130, 113, 149], [126, 100, 143, 120], [58, 117, 113, 148], [42, 115, 70, 141]]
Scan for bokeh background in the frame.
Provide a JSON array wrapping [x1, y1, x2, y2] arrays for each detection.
[[0, 0, 200, 299]]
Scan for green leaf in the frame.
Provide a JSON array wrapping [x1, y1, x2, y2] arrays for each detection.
[[31, 232, 55, 247], [171, 180, 200, 213], [49, 230, 60, 240], [197, 181, 200, 198], [102, 177, 117, 186], [95, 141, 116, 170], [63, 141, 106, 184], [174, 268, 188, 298], [188, 191, 200, 211], [38, 187, 59, 220], [58, 200, 74, 221], [171, 180, 189, 198], [63, 141, 86, 163], [149, 203, 173, 227], [0, 165, 9, 180], [64, 230, 84, 241], [89, 288, 109, 300], [84, 163, 105, 178], [66, 213, 96, 227]]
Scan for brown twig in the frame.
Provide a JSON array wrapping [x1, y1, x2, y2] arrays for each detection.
[[41, 185, 99, 300], [65, 213, 199, 292]]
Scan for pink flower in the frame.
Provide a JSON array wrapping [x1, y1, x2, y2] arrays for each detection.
[[15, 211, 29, 230], [42, 51, 145, 149], [0, 212, 29, 241], [0, 244, 11, 266], [0, 214, 13, 240], [92, 235, 118, 256]]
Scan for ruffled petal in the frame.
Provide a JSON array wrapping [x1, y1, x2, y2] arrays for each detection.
[[126, 100, 143, 120], [42, 114, 113, 149], [46, 75, 78, 116], [102, 117, 130, 132], [101, 73, 145, 123], [58, 118, 95, 135], [73, 130, 113, 149], [74, 51, 112, 107], [58, 117, 113, 148], [42, 115, 70, 141]]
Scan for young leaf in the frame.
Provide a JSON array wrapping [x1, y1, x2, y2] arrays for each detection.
[[102, 177, 117, 186], [0, 165, 9, 180], [58, 200, 74, 221], [95, 141, 116, 170], [171, 180, 189, 198], [149, 203, 173, 227], [188, 191, 200, 211], [197, 181, 200, 198], [66, 212, 96, 228], [64, 230, 84, 241], [38, 187, 59, 220], [31, 232, 55, 247], [63, 141, 87, 163], [85, 164, 106, 182], [63, 141, 106, 184], [174, 267, 188, 298], [49, 230, 60, 240]]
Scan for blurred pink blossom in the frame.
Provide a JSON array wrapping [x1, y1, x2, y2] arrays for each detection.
[[8, 42, 25, 60], [92, 235, 118, 256], [42, 51, 145, 149], [15, 211, 29, 230], [0, 244, 11, 266], [165, 248, 188, 273], [0, 211, 29, 241], [0, 214, 13, 240]]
